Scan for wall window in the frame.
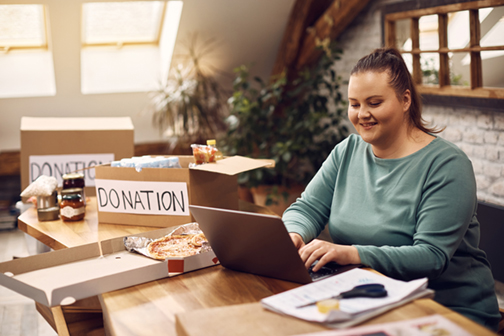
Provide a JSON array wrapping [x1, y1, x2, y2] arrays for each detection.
[[81, 1, 183, 95], [0, 4, 56, 98], [385, 0, 504, 99]]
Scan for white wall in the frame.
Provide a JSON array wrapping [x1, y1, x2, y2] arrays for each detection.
[[0, 0, 295, 151]]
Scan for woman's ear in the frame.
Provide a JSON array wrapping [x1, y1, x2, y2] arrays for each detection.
[[402, 89, 411, 113]]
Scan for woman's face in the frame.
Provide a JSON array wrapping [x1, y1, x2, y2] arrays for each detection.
[[348, 71, 411, 150]]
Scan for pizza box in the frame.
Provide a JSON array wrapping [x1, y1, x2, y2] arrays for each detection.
[[0, 227, 218, 308], [94, 155, 274, 227], [20, 116, 134, 197]]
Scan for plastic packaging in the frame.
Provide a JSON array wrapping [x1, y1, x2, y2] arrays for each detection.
[[191, 142, 223, 165]]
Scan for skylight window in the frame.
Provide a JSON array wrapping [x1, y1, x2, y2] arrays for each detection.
[[82, 1, 165, 46], [0, 4, 47, 51]]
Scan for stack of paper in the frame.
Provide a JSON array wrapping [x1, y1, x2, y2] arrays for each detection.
[[292, 314, 474, 336], [261, 268, 434, 329]]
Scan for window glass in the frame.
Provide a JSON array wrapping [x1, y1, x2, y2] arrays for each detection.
[[82, 1, 164, 45], [480, 7, 504, 48], [419, 14, 438, 50], [420, 52, 439, 85], [482, 50, 504, 88], [449, 52, 470, 86], [0, 5, 46, 49], [447, 11, 469, 49], [395, 19, 411, 51]]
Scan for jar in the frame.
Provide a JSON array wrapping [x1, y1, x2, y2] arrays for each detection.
[[62, 173, 86, 205], [62, 173, 85, 189], [60, 193, 85, 221]]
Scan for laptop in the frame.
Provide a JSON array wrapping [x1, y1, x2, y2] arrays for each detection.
[[189, 205, 360, 284]]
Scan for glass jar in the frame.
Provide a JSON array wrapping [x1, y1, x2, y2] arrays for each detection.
[[62, 173, 86, 205], [60, 193, 85, 221]]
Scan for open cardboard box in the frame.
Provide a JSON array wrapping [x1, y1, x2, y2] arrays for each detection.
[[95, 155, 274, 227], [20, 116, 135, 197], [0, 227, 218, 308]]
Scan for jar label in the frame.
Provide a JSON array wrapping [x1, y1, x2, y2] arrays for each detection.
[[61, 206, 85, 218]]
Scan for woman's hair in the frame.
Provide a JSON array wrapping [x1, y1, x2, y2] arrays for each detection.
[[350, 47, 442, 134]]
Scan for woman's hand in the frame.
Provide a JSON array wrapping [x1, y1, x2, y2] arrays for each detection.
[[289, 232, 305, 250], [299, 239, 361, 272]]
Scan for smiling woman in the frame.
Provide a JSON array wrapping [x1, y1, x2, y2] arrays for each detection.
[[283, 48, 502, 331], [347, 49, 438, 159]]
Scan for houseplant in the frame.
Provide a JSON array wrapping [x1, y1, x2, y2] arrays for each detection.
[[220, 42, 349, 212], [145, 35, 229, 151]]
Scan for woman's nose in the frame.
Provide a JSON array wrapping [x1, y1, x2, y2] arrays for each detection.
[[357, 107, 371, 119]]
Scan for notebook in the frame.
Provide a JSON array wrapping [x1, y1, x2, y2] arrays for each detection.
[[189, 205, 360, 284]]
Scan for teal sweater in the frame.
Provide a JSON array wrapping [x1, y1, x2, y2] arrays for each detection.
[[283, 134, 500, 331]]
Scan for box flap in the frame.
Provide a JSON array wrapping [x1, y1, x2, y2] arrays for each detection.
[[190, 156, 274, 175], [21, 117, 134, 131]]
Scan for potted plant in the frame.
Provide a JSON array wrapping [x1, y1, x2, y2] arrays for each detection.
[[220, 43, 349, 214], [144, 35, 230, 153]]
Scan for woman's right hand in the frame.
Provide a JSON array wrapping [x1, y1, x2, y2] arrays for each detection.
[[289, 232, 305, 250]]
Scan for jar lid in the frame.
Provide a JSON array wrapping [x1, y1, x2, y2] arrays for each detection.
[[62, 193, 82, 200], [62, 173, 84, 180], [61, 187, 83, 195], [37, 206, 60, 221]]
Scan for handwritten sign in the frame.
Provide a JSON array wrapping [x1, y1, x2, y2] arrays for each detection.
[[95, 179, 190, 216], [29, 153, 114, 187]]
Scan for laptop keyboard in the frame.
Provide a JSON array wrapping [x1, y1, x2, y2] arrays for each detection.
[[308, 261, 340, 281]]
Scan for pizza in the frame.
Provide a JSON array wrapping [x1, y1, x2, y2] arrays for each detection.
[[147, 233, 208, 260]]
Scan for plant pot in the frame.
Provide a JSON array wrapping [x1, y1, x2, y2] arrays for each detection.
[[250, 184, 304, 216]]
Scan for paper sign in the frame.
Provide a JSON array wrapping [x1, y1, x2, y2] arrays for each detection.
[[95, 179, 190, 216], [29, 153, 114, 186]]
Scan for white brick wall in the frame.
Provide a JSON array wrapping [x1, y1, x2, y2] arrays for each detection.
[[331, 0, 504, 207], [424, 107, 504, 206]]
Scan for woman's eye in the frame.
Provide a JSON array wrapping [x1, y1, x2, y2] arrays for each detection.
[[350, 104, 360, 108], [369, 102, 382, 107]]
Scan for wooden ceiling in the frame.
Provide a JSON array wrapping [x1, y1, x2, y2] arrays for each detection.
[[271, 0, 371, 77]]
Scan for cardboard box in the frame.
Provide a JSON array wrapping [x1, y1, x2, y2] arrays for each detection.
[[0, 227, 218, 307], [95, 155, 273, 227], [20, 117, 135, 197]]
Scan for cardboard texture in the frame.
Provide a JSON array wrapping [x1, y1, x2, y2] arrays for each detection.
[[20, 117, 135, 197], [0, 227, 218, 307], [94, 156, 273, 227]]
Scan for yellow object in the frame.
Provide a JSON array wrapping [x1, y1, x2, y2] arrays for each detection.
[[316, 299, 340, 314], [206, 139, 223, 160]]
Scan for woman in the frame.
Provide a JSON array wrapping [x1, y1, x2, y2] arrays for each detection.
[[283, 48, 500, 331]]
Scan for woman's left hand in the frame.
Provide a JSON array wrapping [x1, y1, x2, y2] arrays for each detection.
[[299, 239, 361, 272]]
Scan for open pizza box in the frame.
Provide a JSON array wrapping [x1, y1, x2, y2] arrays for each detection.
[[94, 155, 274, 227], [0, 227, 218, 308]]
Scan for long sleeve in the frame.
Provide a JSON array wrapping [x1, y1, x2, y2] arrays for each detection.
[[282, 134, 500, 330]]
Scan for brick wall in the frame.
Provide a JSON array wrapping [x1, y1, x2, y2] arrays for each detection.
[[424, 107, 504, 206], [332, 0, 504, 207]]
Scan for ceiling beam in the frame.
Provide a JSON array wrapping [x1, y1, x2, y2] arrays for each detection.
[[270, 0, 333, 77], [295, 0, 371, 70]]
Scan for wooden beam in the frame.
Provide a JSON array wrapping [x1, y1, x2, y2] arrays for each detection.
[[469, 9, 483, 89], [270, 0, 316, 77], [385, 19, 396, 48], [438, 14, 450, 87], [385, 0, 504, 20], [411, 18, 422, 86], [295, 0, 371, 70]]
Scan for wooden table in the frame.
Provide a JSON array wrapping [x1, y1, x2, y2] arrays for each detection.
[[18, 198, 498, 336]]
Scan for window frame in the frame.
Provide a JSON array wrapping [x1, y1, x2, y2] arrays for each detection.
[[0, 4, 49, 52], [383, 0, 504, 105], [80, 1, 167, 48]]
